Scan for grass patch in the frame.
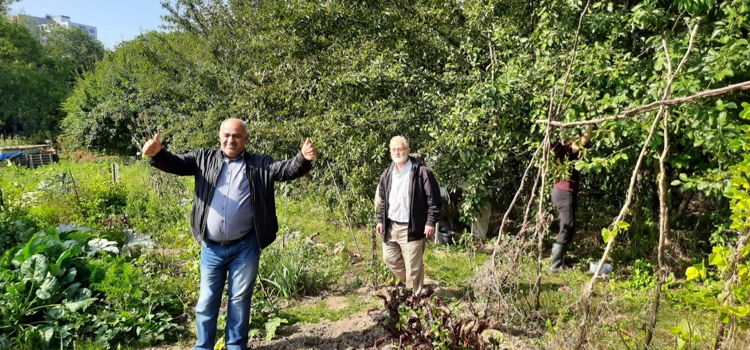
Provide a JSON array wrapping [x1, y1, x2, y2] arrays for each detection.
[[282, 293, 378, 324], [424, 242, 489, 289], [0, 135, 33, 147], [277, 194, 376, 259]]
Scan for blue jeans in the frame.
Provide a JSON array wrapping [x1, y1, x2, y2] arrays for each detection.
[[194, 235, 260, 350]]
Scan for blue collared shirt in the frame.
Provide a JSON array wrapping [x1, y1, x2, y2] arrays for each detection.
[[205, 153, 254, 241]]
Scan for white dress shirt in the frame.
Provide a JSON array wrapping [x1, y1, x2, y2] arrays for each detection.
[[387, 160, 413, 222]]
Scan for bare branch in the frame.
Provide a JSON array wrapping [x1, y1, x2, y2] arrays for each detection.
[[576, 24, 700, 349], [553, 0, 593, 117], [494, 145, 542, 242], [673, 24, 699, 77], [531, 134, 552, 310], [575, 110, 664, 350], [536, 80, 750, 127]]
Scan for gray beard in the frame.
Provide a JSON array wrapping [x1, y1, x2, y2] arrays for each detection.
[[391, 155, 408, 164]]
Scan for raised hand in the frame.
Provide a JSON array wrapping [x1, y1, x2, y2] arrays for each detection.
[[142, 133, 162, 158], [301, 137, 318, 161]]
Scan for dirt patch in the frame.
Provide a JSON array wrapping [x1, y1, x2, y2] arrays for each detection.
[[323, 295, 349, 310], [149, 285, 539, 350], [249, 309, 390, 350]]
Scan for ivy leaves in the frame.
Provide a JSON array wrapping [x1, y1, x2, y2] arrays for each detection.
[[601, 220, 630, 243], [675, 0, 717, 16], [683, 146, 750, 328]]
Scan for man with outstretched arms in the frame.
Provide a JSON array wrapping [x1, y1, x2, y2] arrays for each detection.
[[141, 118, 317, 350]]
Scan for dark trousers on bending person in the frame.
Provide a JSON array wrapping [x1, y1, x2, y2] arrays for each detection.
[[550, 188, 577, 270]]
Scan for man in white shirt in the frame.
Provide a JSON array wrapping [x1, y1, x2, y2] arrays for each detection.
[[375, 136, 442, 295]]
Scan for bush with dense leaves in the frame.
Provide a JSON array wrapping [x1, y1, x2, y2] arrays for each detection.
[[0, 225, 184, 348]]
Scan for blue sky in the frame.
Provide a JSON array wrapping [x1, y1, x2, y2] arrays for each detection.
[[10, 0, 169, 49]]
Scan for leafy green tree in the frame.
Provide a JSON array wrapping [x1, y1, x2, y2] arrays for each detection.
[[0, 19, 69, 138], [157, 0, 482, 219], [64, 0, 750, 246], [0, 0, 18, 15], [62, 31, 217, 154], [0, 11, 104, 140], [428, 0, 750, 238], [44, 26, 105, 77]]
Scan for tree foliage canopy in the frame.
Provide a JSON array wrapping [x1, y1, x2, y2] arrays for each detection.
[[62, 0, 750, 233], [0, 13, 103, 139]]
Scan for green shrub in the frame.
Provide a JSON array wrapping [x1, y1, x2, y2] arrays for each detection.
[[0, 234, 95, 348], [625, 259, 656, 290], [80, 182, 128, 224], [0, 209, 40, 254], [84, 254, 185, 346], [259, 227, 347, 299], [0, 228, 186, 348]]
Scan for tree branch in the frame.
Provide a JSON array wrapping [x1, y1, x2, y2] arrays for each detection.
[[536, 80, 750, 127]]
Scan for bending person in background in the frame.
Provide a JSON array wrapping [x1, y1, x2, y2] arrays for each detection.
[[549, 125, 592, 272], [375, 136, 442, 295], [141, 118, 317, 350]]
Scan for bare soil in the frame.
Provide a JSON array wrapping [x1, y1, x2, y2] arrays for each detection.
[[248, 308, 390, 350], [149, 283, 538, 349]]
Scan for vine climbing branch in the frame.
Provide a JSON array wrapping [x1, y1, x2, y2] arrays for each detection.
[[713, 230, 750, 349]]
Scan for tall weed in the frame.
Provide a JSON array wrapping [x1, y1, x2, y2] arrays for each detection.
[[259, 227, 347, 299]]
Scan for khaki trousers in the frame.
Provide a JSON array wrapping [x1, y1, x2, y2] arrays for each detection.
[[382, 221, 425, 294]]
